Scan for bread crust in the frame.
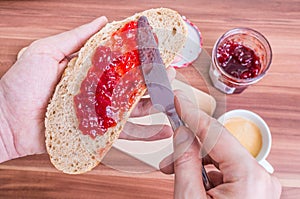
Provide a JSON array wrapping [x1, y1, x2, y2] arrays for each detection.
[[45, 8, 187, 174]]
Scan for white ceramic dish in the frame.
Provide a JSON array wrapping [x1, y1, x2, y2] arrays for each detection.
[[218, 109, 274, 173]]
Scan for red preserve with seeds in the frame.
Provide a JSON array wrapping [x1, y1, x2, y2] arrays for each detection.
[[209, 28, 272, 94], [217, 40, 261, 79], [74, 21, 146, 138]]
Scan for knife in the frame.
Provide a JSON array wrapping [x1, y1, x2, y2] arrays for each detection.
[[137, 16, 213, 191]]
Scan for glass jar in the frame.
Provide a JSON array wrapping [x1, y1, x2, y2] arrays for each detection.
[[209, 28, 272, 94]]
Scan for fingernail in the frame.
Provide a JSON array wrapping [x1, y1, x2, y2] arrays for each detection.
[[94, 16, 108, 24], [167, 67, 176, 81], [100, 16, 108, 22], [174, 127, 192, 146]]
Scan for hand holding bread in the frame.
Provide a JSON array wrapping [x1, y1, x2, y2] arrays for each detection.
[[0, 16, 108, 163]]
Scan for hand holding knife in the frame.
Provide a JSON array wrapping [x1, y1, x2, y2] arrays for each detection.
[[137, 16, 213, 191]]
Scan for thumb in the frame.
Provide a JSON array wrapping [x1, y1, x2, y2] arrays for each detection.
[[24, 16, 108, 64], [43, 16, 108, 59], [173, 126, 207, 199]]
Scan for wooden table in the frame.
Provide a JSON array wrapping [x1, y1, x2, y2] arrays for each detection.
[[1, 0, 299, 198]]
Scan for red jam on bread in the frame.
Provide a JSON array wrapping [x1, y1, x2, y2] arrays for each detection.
[[74, 21, 146, 138]]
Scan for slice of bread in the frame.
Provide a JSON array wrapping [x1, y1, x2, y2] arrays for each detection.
[[45, 8, 187, 174]]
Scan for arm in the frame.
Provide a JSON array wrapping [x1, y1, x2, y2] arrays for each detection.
[[0, 85, 20, 163]]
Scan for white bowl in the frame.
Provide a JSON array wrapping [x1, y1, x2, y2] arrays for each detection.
[[218, 109, 274, 173]]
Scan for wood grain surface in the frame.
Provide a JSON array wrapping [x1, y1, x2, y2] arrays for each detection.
[[1, 0, 300, 198]]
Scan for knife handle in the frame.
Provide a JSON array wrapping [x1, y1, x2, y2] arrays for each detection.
[[166, 105, 184, 130], [166, 106, 213, 191]]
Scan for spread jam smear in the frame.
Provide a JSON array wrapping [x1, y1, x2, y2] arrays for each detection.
[[74, 21, 146, 138]]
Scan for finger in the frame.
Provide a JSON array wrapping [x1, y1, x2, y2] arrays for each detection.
[[166, 66, 176, 82], [207, 171, 223, 187], [271, 175, 282, 197], [159, 154, 174, 174], [17, 47, 28, 60], [29, 16, 108, 62], [48, 16, 108, 58], [119, 122, 172, 141], [58, 59, 69, 70], [203, 154, 219, 169], [130, 98, 158, 117], [160, 154, 218, 178], [173, 126, 207, 199], [174, 91, 253, 170]]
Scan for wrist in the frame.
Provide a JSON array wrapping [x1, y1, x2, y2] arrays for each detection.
[[0, 83, 20, 163]]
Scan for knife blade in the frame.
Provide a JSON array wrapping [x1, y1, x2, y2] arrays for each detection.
[[137, 16, 212, 190], [137, 17, 183, 130]]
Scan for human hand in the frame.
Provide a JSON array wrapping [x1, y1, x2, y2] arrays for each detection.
[[0, 16, 109, 162], [0, 16, 172, 163], [159, 91, 281, 199]]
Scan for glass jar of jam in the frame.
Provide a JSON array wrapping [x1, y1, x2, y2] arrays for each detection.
[[209, 28, 272, 94]]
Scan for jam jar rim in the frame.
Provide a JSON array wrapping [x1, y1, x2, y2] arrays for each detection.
[[212, 27, 272, 85]]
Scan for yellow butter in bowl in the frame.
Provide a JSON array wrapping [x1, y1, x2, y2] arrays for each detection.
[[218, 109, 274, 173], [224, 117, 262, 157]]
